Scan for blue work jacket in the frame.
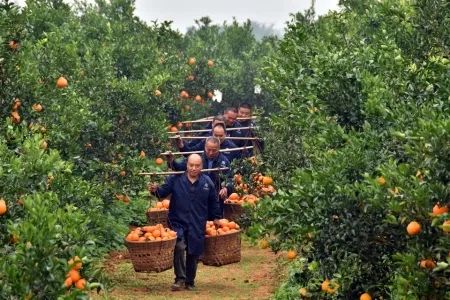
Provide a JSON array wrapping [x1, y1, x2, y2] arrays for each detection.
[[180, 139, 241, 162], [153, 173, 221, 256], [168, 152, 234, 214]]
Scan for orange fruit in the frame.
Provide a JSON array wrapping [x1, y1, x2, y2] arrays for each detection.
[[67, 269, 81, 283], [228, 193, 239, 201], [154, 89, 162, 97], [376, 176, 386, 185], [10, 111, 20, 124], [432, 203, 448, 215], [64, 277, 73, 288], [419, 259, 436, 270], [126, 232, 139, 241], [75, 278, 86, 289], [155, 157, 164, 165], [180, 90, 189, 99], [262, 176, 273, 186], [321, 279, 339, 294], [119, 170, 126, 177], [56, 76, 68, 89], [207, 91, 214, 99], [32, 103, 43, 112], [162, 199, 170, 209], [152, 229, 161, 238], [360, 293, 372, 300], [12, 98, 21, 110], [0, 198, 7, 215], [287, 250, 297, 260], [188, 57, 196, 65], [9, 40, 18, 50], [169, 126, 178, 133], [207, 59, 214, 67], [194, 95, 202, 103], [406, 221, 421, 236]]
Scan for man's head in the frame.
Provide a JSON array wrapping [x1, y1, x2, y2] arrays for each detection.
[[187, 153, 202, 178], [204, 137, 220, 160], [223, 107, 238, 126], [211, 115, 226, 128], [212, 124, 226, 144], [238, 103, 252, 118]]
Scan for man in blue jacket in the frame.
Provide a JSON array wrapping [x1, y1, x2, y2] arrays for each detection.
[[167, 137, 234, 213], [175, 124, 241, 162], [148, 154, 221, 291]]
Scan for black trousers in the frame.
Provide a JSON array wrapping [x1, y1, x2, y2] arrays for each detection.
[[173, 236, 199, 285]]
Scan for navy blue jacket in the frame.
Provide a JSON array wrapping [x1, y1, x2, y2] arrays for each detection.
[[204, 121, 244, 145], [236, 120, 262, 157], [168, 152, 233, 214], [153, 173, 221, 256], [180, 139, 241, 162]]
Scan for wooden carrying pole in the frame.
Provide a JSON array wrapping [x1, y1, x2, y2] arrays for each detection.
[[160, 146, 253, 156], [167, 126, 256, 134], [139, 167, 229, 176], [182, 116, 258, 124], [168, 136, 261, 140]]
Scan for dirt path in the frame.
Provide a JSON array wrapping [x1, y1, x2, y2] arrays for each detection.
[[92, 238, 283, 300]]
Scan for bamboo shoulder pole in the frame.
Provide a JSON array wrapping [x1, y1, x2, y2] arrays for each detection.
[[160, 146, 253, 156], [167, 126, 257, 134], [139, 167, 230, 176], [182, 116, 258, 124], [168, 136, 261, 140]]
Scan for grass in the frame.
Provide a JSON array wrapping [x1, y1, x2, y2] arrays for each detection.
[[91, 238, 285, 300]]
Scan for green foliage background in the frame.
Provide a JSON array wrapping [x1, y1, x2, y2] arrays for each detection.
[[253, 0, 450, 299]]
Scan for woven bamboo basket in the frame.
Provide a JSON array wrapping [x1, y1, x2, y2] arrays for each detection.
[[125, 238, 176, 272], [146, 209, 169, 227], [223, 203, 245, 221], [201, 230, 241, 266]]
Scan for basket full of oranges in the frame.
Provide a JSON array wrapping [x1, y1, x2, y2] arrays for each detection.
[[201, 219, 241, 266], [223, 193, 259, 221], [146, 199, 170, 226], [125, 223, 177, 272]]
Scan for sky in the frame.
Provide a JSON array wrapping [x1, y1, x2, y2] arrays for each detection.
[[134, 0, 340, 33], [13, 0, 340, 34]]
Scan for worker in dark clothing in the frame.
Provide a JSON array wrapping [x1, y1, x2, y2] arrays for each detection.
[[166, 137, 233, 214], [148, 154, 221, 291], [204, 108, 243, 145], [175, 124, 241, 162], [238, 102, 263, 156], [186, 115, 226, 148]]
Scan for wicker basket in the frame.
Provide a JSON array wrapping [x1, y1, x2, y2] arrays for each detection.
[[201, 230, 241, 266], [146, 209, 169, 227], [223, 203, 245, 221], [125, 238, 176, 272]]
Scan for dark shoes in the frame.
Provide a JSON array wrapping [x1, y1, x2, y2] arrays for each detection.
[[171, 280, 195, 291], [171, 280, 185, 291]]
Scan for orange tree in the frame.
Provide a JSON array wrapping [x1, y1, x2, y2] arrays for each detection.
[[182, 17, 277, 114], [251, 0, 449, 299]]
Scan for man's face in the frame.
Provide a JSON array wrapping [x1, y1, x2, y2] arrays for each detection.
[[238, 107, 251, 118], [187, 155, 202, 178], [212, 127, 226, 144], [224, 111, 237, 126], [205, 141, 220, 160]]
